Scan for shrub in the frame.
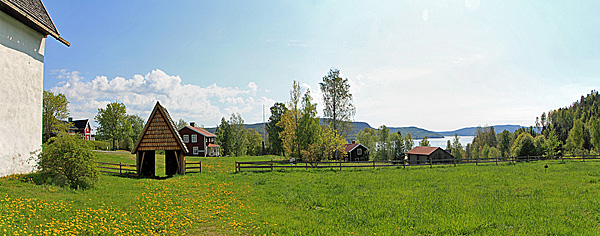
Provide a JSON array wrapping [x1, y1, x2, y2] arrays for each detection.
[[37, 133, 99, 189]]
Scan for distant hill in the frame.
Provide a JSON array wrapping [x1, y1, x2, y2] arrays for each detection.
[[204, 120, 441, 140], [205, 121, 522, 140], [437, 125, 526, 136], [387, 126, 444, 139]]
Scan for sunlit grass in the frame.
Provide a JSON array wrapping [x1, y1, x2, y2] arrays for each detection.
[[1, 152, 600, 235]]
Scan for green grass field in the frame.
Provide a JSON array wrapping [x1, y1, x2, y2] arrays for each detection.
[[1, 151, 600, 235]]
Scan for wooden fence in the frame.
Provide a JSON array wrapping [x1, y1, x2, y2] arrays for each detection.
[[235, 155, 600, 172], [185, 161, 202, 173], [96, 162, 137, 176]]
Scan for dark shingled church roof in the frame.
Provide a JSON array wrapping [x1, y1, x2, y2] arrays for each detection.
[[0, 0, 69, 46]]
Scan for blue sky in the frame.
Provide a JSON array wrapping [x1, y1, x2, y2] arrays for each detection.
[[42, 0, 600, 131]]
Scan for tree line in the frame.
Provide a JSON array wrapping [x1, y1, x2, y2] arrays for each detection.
[[466, 90, 600, 159]]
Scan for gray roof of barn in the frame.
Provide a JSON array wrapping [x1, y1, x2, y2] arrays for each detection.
[[0, 0, 69, 46]]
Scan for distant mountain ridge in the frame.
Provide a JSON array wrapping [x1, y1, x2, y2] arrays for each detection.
[[437, 125, 526, 136], [204, 121, 525, 140]]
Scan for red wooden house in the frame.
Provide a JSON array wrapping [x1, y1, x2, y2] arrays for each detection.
[[178, 122, 220, 157], [68, 118, 92, 140]]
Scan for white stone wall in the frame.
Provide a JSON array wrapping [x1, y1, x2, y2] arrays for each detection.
[[0, 11, 45, 177]]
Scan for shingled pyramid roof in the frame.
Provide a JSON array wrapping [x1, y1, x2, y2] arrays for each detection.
[[132, 102, 188, 154], [0, 0, 69, 46]]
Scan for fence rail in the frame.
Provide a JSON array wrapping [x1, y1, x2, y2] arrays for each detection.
[[96, 162, 137, 176], [235, 155, 600, 172], [185, 161, 202, 173]]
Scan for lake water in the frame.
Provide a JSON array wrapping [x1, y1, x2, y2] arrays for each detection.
[[412, 136, 474, 148]]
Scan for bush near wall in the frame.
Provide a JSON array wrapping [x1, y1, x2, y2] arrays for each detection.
[[37, 133, 99, 189]]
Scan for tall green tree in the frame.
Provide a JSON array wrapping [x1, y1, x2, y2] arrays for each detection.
[[357, 127, 377, 159], [266, 102, 287, 156], [404, 133, 414, 153], [419, 136, 430, 147], [590, 118, 600, 154], [245, 128, 263, 156], [451, 134, 464, 160], [319, 68, 356, 139], [229, 113, 248, 156], [124, 115, 145, 151], [375, 125, 390, 161], [216, 117, 233, 156], [279, 81, 303, 158], [42, 91, 70, 142], [391, 131, 405, 161], [95, 102, 128, 150], [511, 132, 536, 157], [175, 118, 188, 130], [498, 130, 512, 157], [298, 89, 321, 158], [565, 119, 587, 156]]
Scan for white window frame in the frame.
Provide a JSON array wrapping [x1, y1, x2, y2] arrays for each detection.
[[193, 146, 199, 155], [183, 135, 189, 143], [191, 134, 197, 143], [357, 148, 362, 155]]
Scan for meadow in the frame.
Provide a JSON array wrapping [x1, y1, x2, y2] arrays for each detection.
[[1, 151, 600, 235]]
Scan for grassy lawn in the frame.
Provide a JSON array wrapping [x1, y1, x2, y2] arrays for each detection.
[[1, 152, 600, 235]]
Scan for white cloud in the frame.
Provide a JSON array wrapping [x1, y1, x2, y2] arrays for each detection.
[[51, 69, 273, 128]]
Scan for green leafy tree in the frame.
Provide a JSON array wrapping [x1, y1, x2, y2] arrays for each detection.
[[533, 135, 547, 156], [124, 115, 144, 151], [266, 102, 287, 156], [357, 127, 377, 159], [216, 117, 233, 156], [245, 128, 263, 156], [298, 89, 321, 157], [419, 136, 430, 147], [319, 68, 356, 139], [42, 91, 70, 143], [451, 134, 464, 160], [589, 118, 600, 154], [37, 133, 98, 189], [95, 102, 129, 150], [279, 81, 303, 158], [229, 113, 248, 156], [498, 130, 512, 157], [544, 126, 562, 157], [175, 118, 188, 130], [566, 119, 586, 156], [390, 131, 405, 161], [302, 125, 347, 162], [404, 133, 414, 153], [511, 132, 536, 157], [375, 125, 390, 161]]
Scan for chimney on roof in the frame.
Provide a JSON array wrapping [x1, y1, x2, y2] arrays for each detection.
[[352, 140, 356, 144], [68, 117, 73, 122], [190, 122, 195, 127]]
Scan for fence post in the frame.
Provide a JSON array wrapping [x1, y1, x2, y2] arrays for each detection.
[[373, 159, 375, 169], [200, 161, 202, 173], [305, 162, 308, 170], [583, 153, 585, 162], [527, 155, 530, 162], [271, 159, 274, 171], [495, 156, 498, 166], [235, 161, 238, 173], [403, 157, 406, 169], [476, 157, 478, 166], [429, 156, 433, 168], [453, 155, 456, 167], [340, 160, 342, 171]]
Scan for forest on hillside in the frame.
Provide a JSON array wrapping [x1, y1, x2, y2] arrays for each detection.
[[466, 90, 600, 159]]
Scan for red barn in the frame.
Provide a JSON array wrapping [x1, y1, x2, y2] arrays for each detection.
[[178, 122, 220, 157]]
